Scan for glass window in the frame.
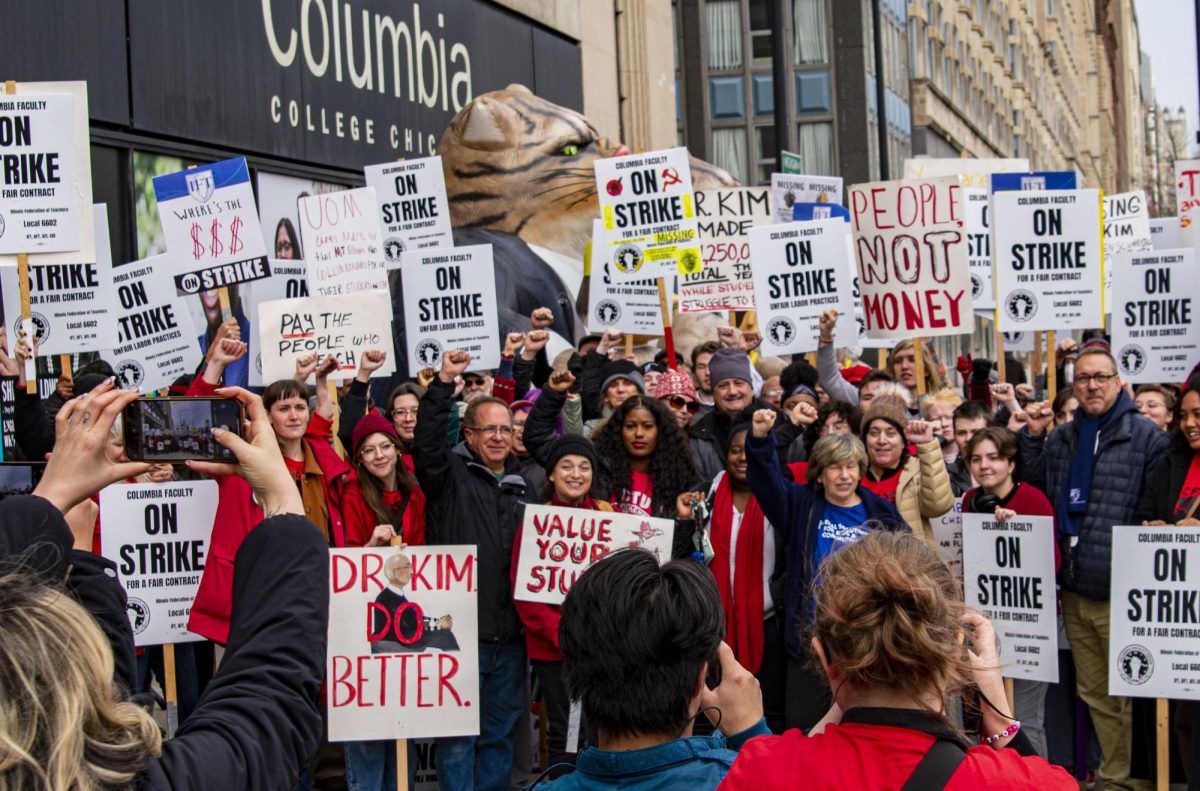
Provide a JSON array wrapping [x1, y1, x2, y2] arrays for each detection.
[[709, 76, 745, 119], [706, 0, 743, 70], [134, 151, 186, 259], [752, 74, 774, 116], [711, 128, 748, 184], [793, 0, 829, 65], [754, 125, 777, 184], [796, 70, 832, 114], [797, 122, 835, 175], [749, 0, 773, 68]]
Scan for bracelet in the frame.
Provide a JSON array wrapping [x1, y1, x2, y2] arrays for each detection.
[[981, 720, 1020, 745]]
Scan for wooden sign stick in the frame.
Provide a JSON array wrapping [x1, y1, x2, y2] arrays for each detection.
[[623, 334, 634, 360], [996, 331, 1007, 384], [396, 739, 409, 791], [1032, 333, 1044, 400], [163, 643, 180, 738], [655, 278, 677, 370], [913, 337, 928, 397], [1155, 698, 1168, 791], [60, 354, 73, 381], [17, 252, 35, 394], [1046, 331, 1058, 403]]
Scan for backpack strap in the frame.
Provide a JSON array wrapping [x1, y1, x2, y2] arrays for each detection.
[[899, 737, 967, 791], [841, 707, 969, 791]]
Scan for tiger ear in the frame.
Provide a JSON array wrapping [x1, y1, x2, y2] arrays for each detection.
[[455, 96, 522, 151]]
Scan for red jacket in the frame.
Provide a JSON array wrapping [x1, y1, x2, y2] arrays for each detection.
[[187, 377, 353, 645], [720, 721, 1076, 790], [341, 454, 428, 547]]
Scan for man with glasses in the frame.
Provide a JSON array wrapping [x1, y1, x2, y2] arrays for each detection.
[[1018, 346, 1168, 791], [413, 348, 530, 791]]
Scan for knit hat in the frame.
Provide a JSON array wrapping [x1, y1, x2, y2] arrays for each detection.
[[861, 394, 910, 439], [839, 364, 873, 385], [654, 368, 698, 401], [73, 372, 112, 397], [545, 434, 598, 472], [600, 359, 645, 397], [708, 347, 753, 387], [351, 412, 401, 457]]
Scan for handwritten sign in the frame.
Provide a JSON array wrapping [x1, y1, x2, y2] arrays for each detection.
[[328, 546, 480, 740], [111, 256, 201, 392], [244, 260, 308, 387], [680, 188, 772, 312], [300, 187, 388, 296], [513, 505, 674, 605], [848, 177, 970, 339], [770, 174, 843, 224], [932, 502, 963, 580], [1111, 248, 1200, 383], [258, 290, 395, 383], [364, 156, 453, 261], [902, 157, 1030, 188], [400, 244, 499, 372], [587, 220, 670, 334]]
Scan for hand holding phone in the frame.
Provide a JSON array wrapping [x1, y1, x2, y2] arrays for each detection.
[[123, 397, 245, 462]]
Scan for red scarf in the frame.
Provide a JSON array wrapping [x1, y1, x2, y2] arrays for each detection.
[[708, 474, 766, 673]]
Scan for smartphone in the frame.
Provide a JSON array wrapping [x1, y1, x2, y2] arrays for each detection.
[[0, 462, 45, 501], [122, 397, 244, 463]]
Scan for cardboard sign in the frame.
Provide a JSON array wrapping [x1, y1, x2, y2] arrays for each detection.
[[364, 157, 453, 261], [400, 244, 499, 372], [0, 204, 116, 354], [992, 189, 1104, 332], [1102, 191, 1152, 310], [300, 187, 388, 296], [932, 502, 963, 580], [243, 260, 309, 387], [258, 290, 396, 383], [1151, 218, 1182, 250], [111, 256, 202, 392], [749, 219, 857, 356], [99, 481, 218, 646], [328, 546, 480, 740], [1111, 248, 1200, 383], [513, 505, 675, 606], [1178, 161, 1200, 262], [587, 221, 670, 334], [594, 148, 700, 281], [681, 188, 772, 313], [964, 188, 994, 309], [902, 157, 1030, 188], [153, 157, 271, 295], [1108, 525, 1200, 700], [990, 172, 1079, 192], [847, 177, 971, 339], [770, 174, 843, 223], [0, 84, 88, 255], [963, 513, 1059, 683]]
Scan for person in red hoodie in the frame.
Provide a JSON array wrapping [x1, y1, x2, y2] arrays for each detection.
[[342, 412, 426, 547], [511, 431, 610, 777], [719, 530, 1076, 790]]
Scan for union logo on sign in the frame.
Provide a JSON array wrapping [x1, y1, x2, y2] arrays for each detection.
[[186, 171, 215, 203]]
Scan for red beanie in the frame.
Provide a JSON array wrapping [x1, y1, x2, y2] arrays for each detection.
[[351, 412, 400, 457]]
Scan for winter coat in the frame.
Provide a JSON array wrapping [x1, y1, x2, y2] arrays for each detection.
[[892, 440, 957, 547], [1137, 442, 1195, 523], [688, 398, 806, 483]]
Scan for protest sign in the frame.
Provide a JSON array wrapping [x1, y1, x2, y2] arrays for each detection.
[[1002, 330, 1036, 353], [99, 481, 217, 646], [792, 203, 849, 222], [847, 177, 971, 339], [153, 157, 271, 295], [513, 505, 675, 606], [1178, 161, 1200, 262], [964, 189, 995, 309], [931, 503, 963, 580], [770, 174, 843, 224], [963, 513, 1059, 683], [258, 289, 396, 383], [1102, 191, 1152, 310], [0, 377, 15, 461], [992, 189, 1104, 331], [1111, 248, 1200, 383], [1108, 525, 1200, 700], [680, 188, 772, 312], [594, 148, 700, 281], [111, 256, 201, 392], [990, 172, 1079, 192], [749, 219, 857, 356], [328, 546, 480, 740], [243, 260, 308, 387], [400, 244, 499, 372], [587, 221, 671, 334], [0, 82, 90, 256], [299, 187, 388, 296], [365, 156, 453, 260], [0, 204, 116, 355], [256, 172, 347, 260], [1150, 218, 1181, 250], [902, 157, 1030, 188]]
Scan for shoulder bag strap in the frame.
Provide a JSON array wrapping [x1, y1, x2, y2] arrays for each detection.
[[899, 737, 968, 791]]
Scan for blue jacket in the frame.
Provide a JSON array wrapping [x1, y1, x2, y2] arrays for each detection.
[[532, 720, 770, 790], [745, 431, 908, 659]]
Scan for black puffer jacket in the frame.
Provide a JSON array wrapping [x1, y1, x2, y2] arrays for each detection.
[[413, 378, 528, 643], [1017, 399, 1169, 600], [688, 398, 806, 482], [1137, 442, 1195, 523]]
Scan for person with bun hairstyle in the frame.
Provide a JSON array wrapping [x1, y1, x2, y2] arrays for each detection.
[[720, 531, 1076, 790]]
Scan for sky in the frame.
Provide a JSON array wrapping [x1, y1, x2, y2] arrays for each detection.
[[1134, 0, 1198, 146]]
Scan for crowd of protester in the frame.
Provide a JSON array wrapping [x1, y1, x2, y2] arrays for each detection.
[[0, 304, 1198, 791]]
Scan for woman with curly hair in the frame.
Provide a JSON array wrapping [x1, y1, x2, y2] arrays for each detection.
[[523, 371, 698, 528]]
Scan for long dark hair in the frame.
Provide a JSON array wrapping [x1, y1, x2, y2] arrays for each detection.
[[353, 442, 417, 527], [199, 283, 247, 346], [592, 396, 696, 517], [275, 216, 302, 259]]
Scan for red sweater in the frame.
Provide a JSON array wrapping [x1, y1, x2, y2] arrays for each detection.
[[962, 481, 1060, 571], [720, 721, 1076, 790], [341, 455, 428, 547]]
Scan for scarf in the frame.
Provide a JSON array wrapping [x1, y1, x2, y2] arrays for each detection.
[[708, 473, 766, 673], [1060, 390, 1134, 536]]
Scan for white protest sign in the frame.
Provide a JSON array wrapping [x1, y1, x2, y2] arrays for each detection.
[[111, 256, 201, 392], [992, 189, 1104, 331], [153, 157, 271, 295], [594, 148, 700, 281], [243, 260, 308, 387], [258, 290, 395, 383], [1111, 248, 1200, 383], [587, 220, 670, 335], [0, 83, 89, 255], [681, 188, 773, 312], [1150, 218, 1181, 250], [902, 157, 1030, 188], [1102, 191, 1152, 311], [1175, 161, 1200, 263], [513, 505, 675, 606], [1001, 330, 1036, 353], [1108, 526, 1200, 700], [932, 502, 963, 580], [364, 156, 454, 262], [847, 177, 971, 340], [749, 219, 857, 356], [299, 187, 388, 296], [400, 244, 499, 372], [328, 546, 480, 740], [770, 174, 843, 224], [99, 481, 218, 646], [964, 188, 994, 309], [0, 204, 116, 354], [963, 513, 1059, 682]]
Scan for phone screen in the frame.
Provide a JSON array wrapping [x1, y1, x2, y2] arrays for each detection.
[[124, 398, 241, 462], [0, 463, 45, 501]]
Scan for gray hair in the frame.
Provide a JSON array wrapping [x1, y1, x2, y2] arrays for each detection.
[[806, 433, 868, 485]]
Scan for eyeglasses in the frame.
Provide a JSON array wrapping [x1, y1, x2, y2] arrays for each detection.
[[389, 408, 419, 418], [463, 377, 487, 388], [1074, 373, 1117, 387], [764, 389, 783, 398], [467, 424, 514, 437], [664, 395, 700, 414]]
